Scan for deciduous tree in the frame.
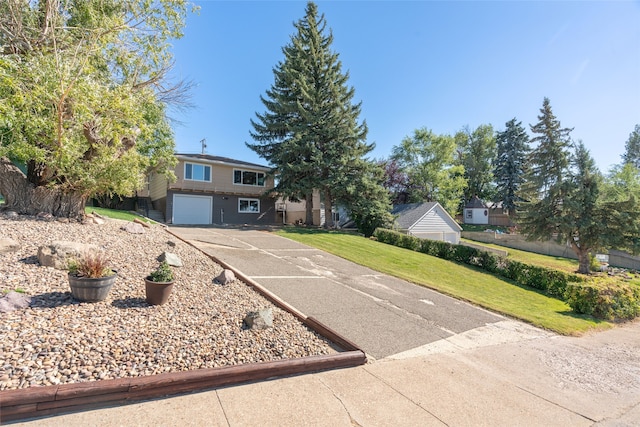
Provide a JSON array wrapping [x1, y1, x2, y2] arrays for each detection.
[[455, 124, 496, 203], [0, 0, 192, 217], [391, 128, 466, 215]]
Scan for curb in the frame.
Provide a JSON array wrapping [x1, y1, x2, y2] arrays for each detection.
[[0, 227, 368, 423]]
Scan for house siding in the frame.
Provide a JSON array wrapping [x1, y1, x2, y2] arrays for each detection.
[[394, 203, 461, 244], [171, 160, 273, 196]]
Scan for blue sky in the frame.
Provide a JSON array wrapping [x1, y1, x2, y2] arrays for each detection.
[[170, 1, 640, 173]]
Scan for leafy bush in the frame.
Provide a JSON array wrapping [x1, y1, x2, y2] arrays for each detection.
[[566, 279, 640, 320]]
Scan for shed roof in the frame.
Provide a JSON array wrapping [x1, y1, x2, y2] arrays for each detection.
[[391, 202, 438, 229], [465, 195, 486, 209]]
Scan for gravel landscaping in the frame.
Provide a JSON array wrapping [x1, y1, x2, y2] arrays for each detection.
[[0, 213, 334, 390]]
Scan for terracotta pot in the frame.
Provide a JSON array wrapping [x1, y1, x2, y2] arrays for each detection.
[[145, 277, 174, 305], [68, 272, 117, 302]]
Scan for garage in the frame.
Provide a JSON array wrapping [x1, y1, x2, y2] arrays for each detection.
[[172, 194, 212, 225]]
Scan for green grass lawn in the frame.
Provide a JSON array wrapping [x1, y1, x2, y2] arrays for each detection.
[[275, 228, 611, 335], [461, 238, 580, 272], [85, 206, 155, 224]]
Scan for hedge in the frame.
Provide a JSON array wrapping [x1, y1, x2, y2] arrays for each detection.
[[373, 228, 639, 320]]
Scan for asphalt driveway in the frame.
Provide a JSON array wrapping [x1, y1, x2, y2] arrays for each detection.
[[169, 226, 506, 360]]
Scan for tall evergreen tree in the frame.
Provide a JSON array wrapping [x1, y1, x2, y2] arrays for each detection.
[[526, 98, 573, 194], [455, 124, 497, 203], [518, 100, 640, 274], [622, 124, 640, 169], [519, 98, 573, 243], [494, 118, 530, 215], [249, 2, 376, 229]]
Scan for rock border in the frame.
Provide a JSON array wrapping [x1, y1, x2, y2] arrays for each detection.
[[0, 228, 367, 423]]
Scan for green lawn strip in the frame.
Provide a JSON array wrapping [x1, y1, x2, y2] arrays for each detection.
[[461, 238, 580, 272], [276, 228, 611, 335], [85, 206, 155, 224]]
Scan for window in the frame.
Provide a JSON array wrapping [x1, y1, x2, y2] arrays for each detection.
[[185, 163, 211, 182], [238, 198, 260, 213], [234, 169, 265, 186], [465, 210, 473, 219]]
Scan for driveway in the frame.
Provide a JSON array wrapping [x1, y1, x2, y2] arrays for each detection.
[[169, 226, 531, 360]]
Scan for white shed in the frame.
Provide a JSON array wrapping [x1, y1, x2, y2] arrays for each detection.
[[392, 202, 462, 244], [463, 195, 489, 225]]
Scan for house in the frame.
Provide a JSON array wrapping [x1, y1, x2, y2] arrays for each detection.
[[145, 153, 277, 225], [392, 202, 462, 244]]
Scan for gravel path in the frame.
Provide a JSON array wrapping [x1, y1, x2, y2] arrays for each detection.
[[0, 213, 334, 390]]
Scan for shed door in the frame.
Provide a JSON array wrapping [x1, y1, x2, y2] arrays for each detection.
[[173, 194, 212, 225]]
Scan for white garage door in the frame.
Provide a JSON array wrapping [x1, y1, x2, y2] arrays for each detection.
[[173, 194, 212, 225]]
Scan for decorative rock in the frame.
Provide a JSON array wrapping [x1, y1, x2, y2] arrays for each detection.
[[0, 291, 32, 313], [92, 216, 106, 225], [167, 240, 177, 247], [4, 211, 18, 218], [159, 252, 182, 267], [121, 222, 145, 234], [215, 269, 236, 285], [0, 238, 19, 254], [37, 241, 101, 270], [243, 308, 273, 330]]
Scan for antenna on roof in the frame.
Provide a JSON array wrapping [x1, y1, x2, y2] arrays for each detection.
[[200, 138, 207, 154]]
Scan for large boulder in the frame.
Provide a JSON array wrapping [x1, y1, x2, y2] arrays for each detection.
[[243, 308, 273, 330], [37, 241, 101, 270]]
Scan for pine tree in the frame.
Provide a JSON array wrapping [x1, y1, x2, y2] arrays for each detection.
[[526, 97, 573, 194], [518, 98, 573, 239], [494, 118, 530, 215], [518, 100, 640, 274], [622, 124, 640, 169], [249, 2, 375, 229]]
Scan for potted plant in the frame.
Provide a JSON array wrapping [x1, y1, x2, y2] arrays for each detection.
[[145, 261, 175, 305], [67, 251, 117, 302]]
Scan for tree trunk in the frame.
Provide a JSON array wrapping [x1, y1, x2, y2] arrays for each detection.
[[305, 191, 314, 225], [570, 240, 591, 275], [323, 188, 334, 229], [0, 157, 86, 218]]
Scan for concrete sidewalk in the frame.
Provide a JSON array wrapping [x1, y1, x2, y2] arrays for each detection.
[[12, 227, 640, 426]]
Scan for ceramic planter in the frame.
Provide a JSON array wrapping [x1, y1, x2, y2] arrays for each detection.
[[145, 277, 174, 305], [68, 272, 117, 302]]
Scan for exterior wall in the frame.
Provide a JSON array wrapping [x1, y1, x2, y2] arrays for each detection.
[[409, 209, 461, 244], [170, 160, 273, 196], [149, 172, 168, 201], [167, 190, 276, 225], [462, 231, 578, 259], [464, 207, 489, 225], [280, 191, 322, 225]]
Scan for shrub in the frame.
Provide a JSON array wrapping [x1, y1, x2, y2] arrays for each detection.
[[566, 279, 640, 320], [68, 251, 113, 278], [149, 261, 174, 283]]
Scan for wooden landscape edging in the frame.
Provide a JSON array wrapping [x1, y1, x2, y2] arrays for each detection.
[[0, 351, 366, 423], [0, 227, 368, 423]]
